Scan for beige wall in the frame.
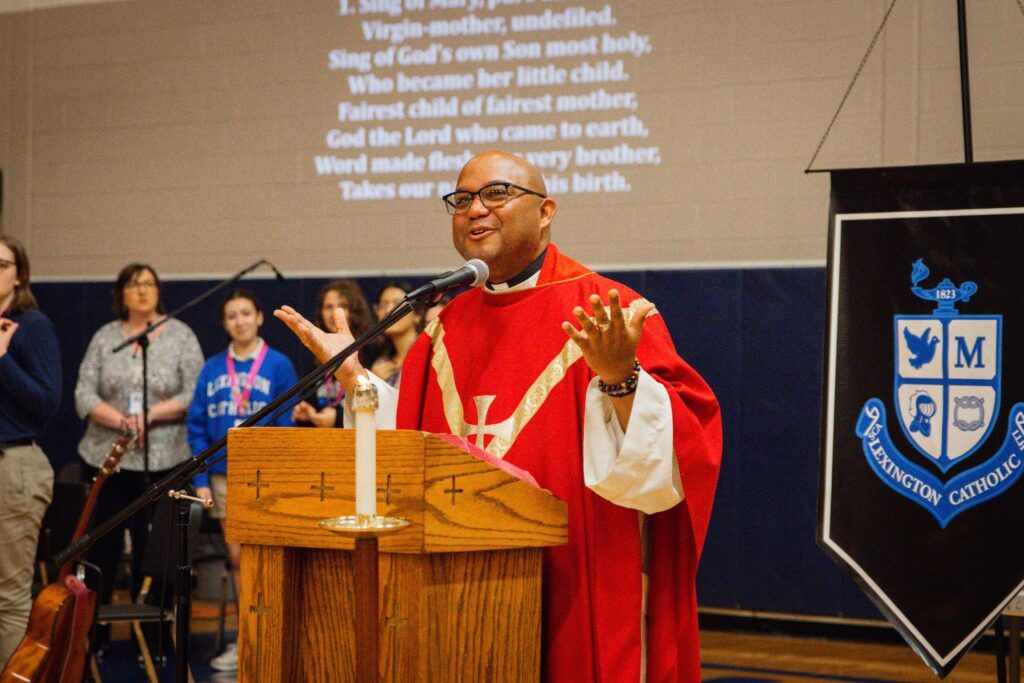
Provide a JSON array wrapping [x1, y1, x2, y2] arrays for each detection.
[[1, 0, 1022, 278]]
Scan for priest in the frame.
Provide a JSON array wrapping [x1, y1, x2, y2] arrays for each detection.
[[277, 151, 721, 682]]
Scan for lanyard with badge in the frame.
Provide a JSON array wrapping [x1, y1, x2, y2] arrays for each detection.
[[322, 375, 345, 407], [122, 322, 151, 420], [226, 342, 269, 426]]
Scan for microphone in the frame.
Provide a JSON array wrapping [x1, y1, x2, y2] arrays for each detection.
[[404, 259, 489, 301], [262, 259, 286, 280]]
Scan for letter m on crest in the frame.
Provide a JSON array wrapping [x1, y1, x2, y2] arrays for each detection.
[[955, 336, 987, 368]]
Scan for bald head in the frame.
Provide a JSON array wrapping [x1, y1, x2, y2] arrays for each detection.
[[457, 151, 548, 196], [450, 150, 556, 283]]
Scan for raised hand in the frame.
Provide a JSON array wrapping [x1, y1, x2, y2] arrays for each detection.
[[562, 289, 655, 385], [274, 304, 364, 392]]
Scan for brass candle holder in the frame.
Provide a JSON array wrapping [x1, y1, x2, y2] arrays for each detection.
[[319, 514, 411, 537]]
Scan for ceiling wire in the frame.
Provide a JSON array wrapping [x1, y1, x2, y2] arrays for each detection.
[[804, 0, 901, 172]]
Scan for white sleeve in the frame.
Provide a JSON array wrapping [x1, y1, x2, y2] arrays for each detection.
[[343, 372, 398, 429], [583, 370, 683, 514]]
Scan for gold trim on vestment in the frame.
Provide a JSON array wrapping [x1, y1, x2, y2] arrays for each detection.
[[427, 322, 467, 432], [427, 298, 653, 459]]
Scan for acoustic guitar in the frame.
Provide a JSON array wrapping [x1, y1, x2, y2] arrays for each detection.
[[0, 432, 135, 683]]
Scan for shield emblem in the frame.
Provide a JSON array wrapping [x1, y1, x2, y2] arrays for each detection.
[[895, 315, 1001, 472]]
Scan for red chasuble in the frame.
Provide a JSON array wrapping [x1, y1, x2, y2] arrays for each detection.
[[397, 245, 721, 682]]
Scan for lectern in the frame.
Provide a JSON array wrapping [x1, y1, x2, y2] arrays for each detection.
[[225, 428, 568, 682]]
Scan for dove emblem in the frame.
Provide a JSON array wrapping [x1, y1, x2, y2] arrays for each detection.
[[903, 326, 939, 369]]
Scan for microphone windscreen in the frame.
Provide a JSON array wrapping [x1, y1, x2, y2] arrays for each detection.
[[466, 259, 489, 287]]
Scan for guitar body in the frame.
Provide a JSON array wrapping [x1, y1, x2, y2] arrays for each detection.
[[0, 433, 134, 683], [0, 583, 75, 682]]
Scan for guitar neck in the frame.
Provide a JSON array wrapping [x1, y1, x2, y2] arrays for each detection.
[[56, 435, 132, 581]]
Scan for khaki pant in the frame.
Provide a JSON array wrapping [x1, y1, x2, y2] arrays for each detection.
[[208, 473, 228, 519], [0, 443, 54, 669]]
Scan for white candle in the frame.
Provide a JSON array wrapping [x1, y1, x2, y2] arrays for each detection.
[[352, 374, 378, 519]]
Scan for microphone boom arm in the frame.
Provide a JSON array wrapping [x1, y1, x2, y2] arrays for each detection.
[[113, 259, 280, 353]]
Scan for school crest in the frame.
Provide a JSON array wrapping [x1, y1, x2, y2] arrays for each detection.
[[895, 259, 999, 468], [856, 259, 1023, 527]]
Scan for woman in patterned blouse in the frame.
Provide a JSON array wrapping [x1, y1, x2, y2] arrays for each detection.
[[74, 263, 203, 622]]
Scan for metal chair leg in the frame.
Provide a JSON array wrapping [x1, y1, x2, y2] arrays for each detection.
[[89, 655, 104, 682], [997, 615, 1008, 683], [1009, 616, 1021, 683], [131, 620, 160, 683], [216, 568, 228, 653]]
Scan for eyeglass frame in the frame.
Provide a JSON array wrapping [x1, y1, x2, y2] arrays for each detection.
[[441, 182, 547, 215], [124, 280, 158, 291]]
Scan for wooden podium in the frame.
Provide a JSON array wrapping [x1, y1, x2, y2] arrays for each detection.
[[225, 427, 567, 682]]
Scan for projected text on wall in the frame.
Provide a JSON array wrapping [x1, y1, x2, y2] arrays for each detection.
[[315, 0, 660, 201]]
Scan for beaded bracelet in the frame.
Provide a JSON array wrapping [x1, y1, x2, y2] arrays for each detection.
[[597, 359, 641, 397]]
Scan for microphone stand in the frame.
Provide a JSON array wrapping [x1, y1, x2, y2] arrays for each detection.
[[60, 296, 425, 683], [101, 258, 282, 679], [139, 334, 151, 484]]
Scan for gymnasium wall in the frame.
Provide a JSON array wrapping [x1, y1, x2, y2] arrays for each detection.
[[3, 0, 1024, 622], [1, 0, 1021, 277]]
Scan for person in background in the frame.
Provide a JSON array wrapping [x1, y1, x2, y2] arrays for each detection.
[[424, 291, 454, 326], [74, 263, 203, 625], [369, 281, 424, 388], [187, 288, 297, 673], [291, 279, 375, 428], [0, 234, 61, 668]]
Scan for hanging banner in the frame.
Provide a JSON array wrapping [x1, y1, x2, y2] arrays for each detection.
[[819, 160, 1024, 677]]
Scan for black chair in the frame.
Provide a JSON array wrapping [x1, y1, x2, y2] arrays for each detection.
[[191, 511, 235, 655], [35, 479, 89, 587], [90, 494, 202, 683]]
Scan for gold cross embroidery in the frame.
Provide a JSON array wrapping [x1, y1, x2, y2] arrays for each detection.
[[427, 298, 653, 459], [466, 395, 501, 448]]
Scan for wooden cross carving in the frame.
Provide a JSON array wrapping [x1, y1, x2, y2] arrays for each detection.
[[377, 473, 402, 506], [444, 475, 464, 505], [247, 469, 270, 500], [310, 471, 335, 502], [250, 591, 271, 677]]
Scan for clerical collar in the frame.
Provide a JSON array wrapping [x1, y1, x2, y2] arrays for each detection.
[[229, 337, 265, 361], [485, 247, 548, 293]]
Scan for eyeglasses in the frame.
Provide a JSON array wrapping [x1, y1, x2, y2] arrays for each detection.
[[442, 182, 547, 215], [0, 258, 14, 271], [125, 281, 157, 291]]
